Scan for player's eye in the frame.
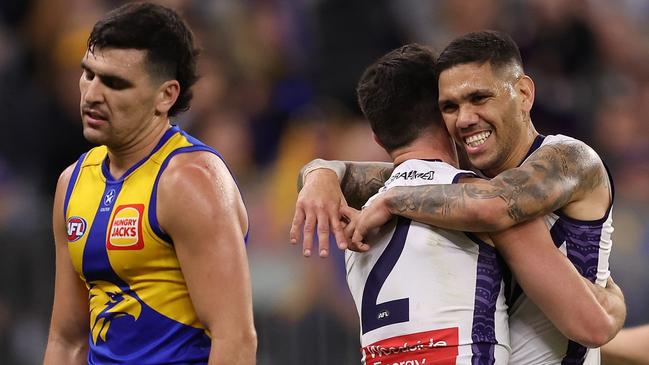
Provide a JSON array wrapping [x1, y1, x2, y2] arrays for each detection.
[[83, 70, 94, 81], [470, 94, 489, 104], [102, 77, 129, 90], [440, 103, 458, 114]]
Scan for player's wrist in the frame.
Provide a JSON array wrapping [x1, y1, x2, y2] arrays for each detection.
[[302, 159, 345, 185]]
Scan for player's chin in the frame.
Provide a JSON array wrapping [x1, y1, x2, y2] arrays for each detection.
[[82, 127, 109, 146], [467, 154, 494, 172]]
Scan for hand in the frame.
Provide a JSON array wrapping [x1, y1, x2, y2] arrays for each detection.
[[339, 206, 370, 252], [349, 193, 392, 251], [290, 168, 349, 257]]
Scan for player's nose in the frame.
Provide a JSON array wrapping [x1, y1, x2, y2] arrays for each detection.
[[83, 78, 105, 104], [456, 105, 480, 129]]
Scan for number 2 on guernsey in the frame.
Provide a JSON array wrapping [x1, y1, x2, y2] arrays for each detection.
[[361, 217, 411, 333]]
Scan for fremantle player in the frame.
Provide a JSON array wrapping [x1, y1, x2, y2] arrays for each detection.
[[291, 31, 625, 365]]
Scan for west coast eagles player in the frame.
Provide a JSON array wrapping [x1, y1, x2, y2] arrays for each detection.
[[43, 3, 256, 364]]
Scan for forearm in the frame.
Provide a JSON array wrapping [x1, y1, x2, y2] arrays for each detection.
[[602, 325, 649, 365], [298, 159, 393, 210], [208, 332, 257, 365], [43, 336, 88, 365], [383, 184, 516, 232]]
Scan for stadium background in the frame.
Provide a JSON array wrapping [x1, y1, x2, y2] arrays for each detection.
[[0, 0, 647, 363]]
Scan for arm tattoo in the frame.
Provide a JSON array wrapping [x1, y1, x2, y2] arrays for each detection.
[[382, 141, 609, 231], [341, 162, 393, 209], [485, 141, 608, 224]]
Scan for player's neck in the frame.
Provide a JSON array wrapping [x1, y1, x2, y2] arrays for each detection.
[[106, 119, 172, 179], [483, 123, 539, 177], [391, 136, 459, 168]]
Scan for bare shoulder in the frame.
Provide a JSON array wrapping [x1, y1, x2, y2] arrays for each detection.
[[526, 139, 611, 218], [56, 162, 78, 193], [157, 150, 247, 231], [528, 140, 609, 194], [161, 151, 235, 186]]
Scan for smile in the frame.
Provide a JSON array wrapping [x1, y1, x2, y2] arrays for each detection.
[[464, 131, 491, 148]]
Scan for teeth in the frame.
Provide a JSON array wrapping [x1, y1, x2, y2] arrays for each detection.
[[464, 131, 491, 147]]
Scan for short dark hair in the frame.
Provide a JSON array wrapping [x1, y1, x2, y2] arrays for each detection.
[[436, 30, 523, 75], [87, 2, 200, 116], [356, 44, 440, 152]]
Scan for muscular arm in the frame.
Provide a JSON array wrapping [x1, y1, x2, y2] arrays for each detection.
[[381, 142, 610, 231], [602, 325, 649, 365], [43, 165, 90, 365], [490, 218, 625, 347], [158, 152, 256, 365]]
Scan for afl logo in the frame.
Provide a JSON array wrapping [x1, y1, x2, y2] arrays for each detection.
[[67, 216, 87, 242]]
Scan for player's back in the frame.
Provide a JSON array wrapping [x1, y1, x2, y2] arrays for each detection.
[[507, 134, 613, 365], [346, 159, 510, 365]]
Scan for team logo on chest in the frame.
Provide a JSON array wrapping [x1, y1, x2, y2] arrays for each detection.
[[107, 204, 145, 250], [67, 216, 87, 242], [104, 189, 116, 206]]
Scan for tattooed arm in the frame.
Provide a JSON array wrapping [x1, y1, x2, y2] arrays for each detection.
[[296, 159, 393, 209], [290, 159, 393, 257], [353, 141, 610, 235]]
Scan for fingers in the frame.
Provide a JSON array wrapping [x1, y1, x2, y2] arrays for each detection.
[[289, 207, 305, 245], [316, 211, 331, 257], [302, 211, 316, 257], [330, 214, 347, 251]]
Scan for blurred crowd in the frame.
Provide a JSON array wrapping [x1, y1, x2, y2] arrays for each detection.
[[0, 0, 647, 364]]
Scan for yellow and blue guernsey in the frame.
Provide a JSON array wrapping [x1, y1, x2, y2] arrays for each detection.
[[63, 126, 246, 364]]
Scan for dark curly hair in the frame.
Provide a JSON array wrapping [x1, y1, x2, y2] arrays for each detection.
[[356, 44, 440, 152], [87, 2, 200, 116]]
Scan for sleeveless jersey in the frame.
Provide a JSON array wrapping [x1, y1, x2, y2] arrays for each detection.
[[346, 159, 510, 365], [64, 126, 243, 364], [507, 134, 614, 365]]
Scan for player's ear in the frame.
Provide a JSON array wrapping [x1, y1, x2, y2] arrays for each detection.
[[516, 75, 535, 113], [155, 80, 180, 115]]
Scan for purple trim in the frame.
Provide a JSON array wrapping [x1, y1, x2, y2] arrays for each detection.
[[82, 181, 128, 285], [562, 340, 588, 365], [148, 145, 215, 244], [102, 126, 180, 182], [63, 152, 87, 219], [453, 172, 479, 184], [550, 217, 603, 364], [470, 238, 503, 365], [517, 134, 546, 167], [178, 129, 249, 242]]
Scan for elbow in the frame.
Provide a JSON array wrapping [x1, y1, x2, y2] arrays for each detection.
[[565, 316, 618, 348], [472, 202, 513, 232]]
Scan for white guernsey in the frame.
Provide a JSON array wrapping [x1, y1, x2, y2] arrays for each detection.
[[346, 159, 510, 365]]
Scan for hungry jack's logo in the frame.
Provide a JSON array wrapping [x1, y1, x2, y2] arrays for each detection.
[[107, 204, 144, 250]]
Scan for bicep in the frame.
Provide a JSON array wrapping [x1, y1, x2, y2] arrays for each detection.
[[490, 218, 610, 344], [485, 143, 591, 224], [158, 154, 252, 334]]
